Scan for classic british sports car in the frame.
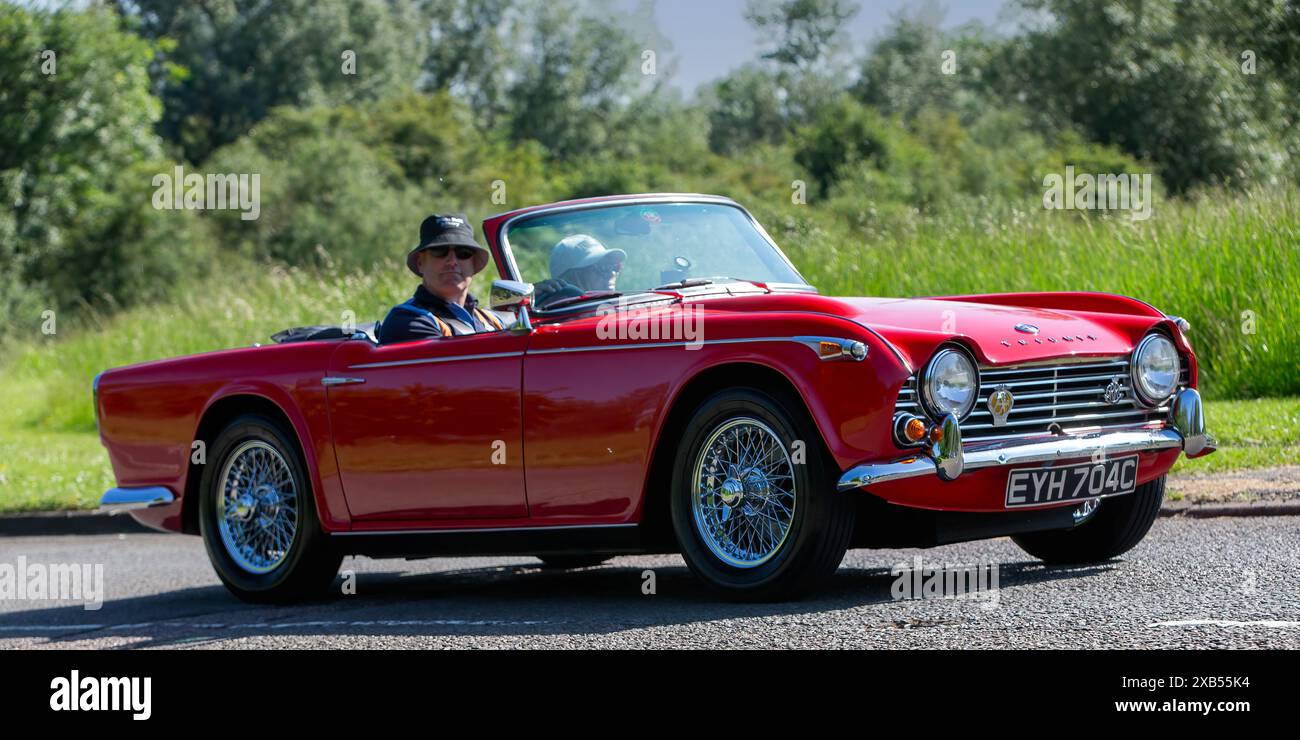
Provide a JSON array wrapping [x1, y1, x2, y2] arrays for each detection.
[[95, 194, 1216, 601]]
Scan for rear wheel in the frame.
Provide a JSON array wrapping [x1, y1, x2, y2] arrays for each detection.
[[1012, 475, 1166, 563], [670, 388, 854, 601], [198, 414, 341, 603]]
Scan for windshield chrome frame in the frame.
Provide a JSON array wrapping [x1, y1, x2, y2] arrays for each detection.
[[496, 195, 814, 295]]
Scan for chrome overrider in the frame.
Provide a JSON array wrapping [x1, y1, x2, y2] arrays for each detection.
[[837, 387, 1216, 491], [99, 486, 176, 512]]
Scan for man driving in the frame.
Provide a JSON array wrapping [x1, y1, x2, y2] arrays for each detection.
[[377, 213, 506, 343], [534, 234, 626, 308]]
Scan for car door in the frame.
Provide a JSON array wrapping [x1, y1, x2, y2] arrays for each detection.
[[324, 331, 529, 522]]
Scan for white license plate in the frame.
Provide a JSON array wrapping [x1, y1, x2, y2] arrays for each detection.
[[1005, 455, 1139, 508]]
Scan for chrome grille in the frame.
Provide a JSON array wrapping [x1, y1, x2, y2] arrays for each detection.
[[895, 356, 1190, 443]]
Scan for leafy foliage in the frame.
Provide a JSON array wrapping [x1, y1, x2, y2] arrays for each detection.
[[987, 0, 1298, 192], [115, 0, 425, 164], [0, 4, 206, 341]]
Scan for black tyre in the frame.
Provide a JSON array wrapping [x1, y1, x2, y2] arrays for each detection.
[[536, 555, 612, 569], [1012, 475, 1166, 563], [670, 387, 854, 601], [198, 414, 342, 603]]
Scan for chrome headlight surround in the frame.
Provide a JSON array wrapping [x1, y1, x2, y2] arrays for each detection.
[[920, 346, 979, 421], [1130, 333, 1181, 406]]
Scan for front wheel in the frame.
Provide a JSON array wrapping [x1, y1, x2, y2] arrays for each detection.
[[198, 414, 341, 603], [1012, 475, 1166, 563], [670, 388, 854, 601]]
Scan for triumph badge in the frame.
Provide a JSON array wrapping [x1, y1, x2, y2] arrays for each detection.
[[987, 386, 1014, 427]]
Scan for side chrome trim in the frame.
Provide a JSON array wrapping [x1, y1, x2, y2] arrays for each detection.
[[321, 376, 366, 386], [797, 311, 913, 373], [794, 336, 868, 362], [332, 522, 639, 536], [527, 335, 865, 358], [99, 486, 175, 512], [349, 350, 525, 370]]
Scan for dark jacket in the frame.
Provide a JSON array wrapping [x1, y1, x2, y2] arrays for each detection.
[[377, 285, 503, 344]]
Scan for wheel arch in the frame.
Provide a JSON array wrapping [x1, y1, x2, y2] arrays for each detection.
[[183, 392, 316, 535], [636, 361, 837, 549]]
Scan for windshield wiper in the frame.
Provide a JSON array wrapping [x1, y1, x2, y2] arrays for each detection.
[[652, 278, 715, 290], [652, 277, 762, 291], [540, 290, 623, 310]]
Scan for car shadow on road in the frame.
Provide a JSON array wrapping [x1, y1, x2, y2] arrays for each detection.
[[0, 555, 1118, 648]]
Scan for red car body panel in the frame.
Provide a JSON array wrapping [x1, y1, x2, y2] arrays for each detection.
[[96, 342, 346, 533], [95, 193, 1200, 539], [520, 305, 904, 522], [325, 332, 530, 524]]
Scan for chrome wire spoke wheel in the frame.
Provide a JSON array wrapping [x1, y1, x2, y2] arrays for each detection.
[[216, 440, 299, 574], [691, 417, 797, 568]]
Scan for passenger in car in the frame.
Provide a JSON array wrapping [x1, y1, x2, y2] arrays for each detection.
[[377, 213, 506, 343], [534, 234, 626, 309]]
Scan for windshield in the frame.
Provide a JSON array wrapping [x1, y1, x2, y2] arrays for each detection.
[[503, 202, 808, 307]]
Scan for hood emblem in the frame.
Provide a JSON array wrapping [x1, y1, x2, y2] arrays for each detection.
[[988, 386, 1015, 427], [1014, 324, 1039, 334], [1103, 376, 1126, 405]]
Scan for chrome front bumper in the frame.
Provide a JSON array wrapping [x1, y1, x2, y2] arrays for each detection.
[[99, 486, 175, 512], [837, 388, 1216, 491]]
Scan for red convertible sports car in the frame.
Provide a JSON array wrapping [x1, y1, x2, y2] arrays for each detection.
[[95, 193, 1216, 602]]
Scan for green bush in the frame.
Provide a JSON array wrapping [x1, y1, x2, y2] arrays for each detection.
[[0, 4, 208, 342]]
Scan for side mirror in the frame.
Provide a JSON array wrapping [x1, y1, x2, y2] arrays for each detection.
[[490, 279, 534, 334], [489, 279, 534, 309]]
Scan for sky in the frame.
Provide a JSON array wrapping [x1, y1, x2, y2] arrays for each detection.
[[614, 0, 1011, 93]]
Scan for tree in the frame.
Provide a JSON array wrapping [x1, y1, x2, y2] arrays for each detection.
[[706, 65, 787, 154], [420, 0, 519, 128], [0, 4, 203, 333], [745, 0, 859, 73], [793, 96, 894, 198], [114, 0, 425, 163], [505, 0, 651, 159], [853, 7, 995, 123], [987, 0, 1294, 192]]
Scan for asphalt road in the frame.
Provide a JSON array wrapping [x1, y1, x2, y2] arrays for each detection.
[[2, 515, 1298, 649]]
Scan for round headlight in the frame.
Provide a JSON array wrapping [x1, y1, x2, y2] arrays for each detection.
[[922, 348, 978, 420], [1132, 333, 1180, 405]]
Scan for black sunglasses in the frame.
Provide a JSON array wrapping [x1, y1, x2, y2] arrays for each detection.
[[426, 245, 477, 260]]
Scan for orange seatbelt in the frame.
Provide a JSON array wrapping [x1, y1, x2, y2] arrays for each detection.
[[475, 307, 505, 331]]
